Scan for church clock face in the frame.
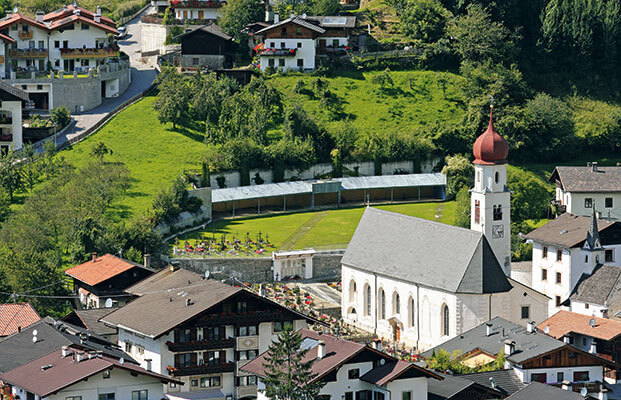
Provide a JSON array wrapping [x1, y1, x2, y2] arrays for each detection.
[[492, 224, 504, 238]]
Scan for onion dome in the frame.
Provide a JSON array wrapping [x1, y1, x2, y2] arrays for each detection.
[[473, 106, 509, 165]]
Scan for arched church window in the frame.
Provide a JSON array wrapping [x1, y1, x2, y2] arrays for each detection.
[[378, 288, 385, 320], [393, 292, 400, 315], [349, 280, 357, 303], [441, 304, 449, 336], [409, 296, 415, 328], [364, 284, 371, 316]]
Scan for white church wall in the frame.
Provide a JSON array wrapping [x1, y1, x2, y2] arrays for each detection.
[[491, 280, 549, 328]]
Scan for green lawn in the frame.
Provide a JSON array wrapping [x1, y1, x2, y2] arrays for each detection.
[[173, 201, 455, 256], [62, 95, 206, 220], [268, 70, 466, 138]]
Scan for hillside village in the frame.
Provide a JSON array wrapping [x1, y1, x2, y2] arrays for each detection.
[[0, 0, 619, 399]]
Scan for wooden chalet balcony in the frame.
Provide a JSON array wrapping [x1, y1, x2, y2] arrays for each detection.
[[196, 310, 288, 326], [166, 337, 234, 352], [168, 361, 235, 377], [9, 48, 47, 58], [60, 46, 119, 59], [259, 48, 297, 57], [18, 30, 33, 39]]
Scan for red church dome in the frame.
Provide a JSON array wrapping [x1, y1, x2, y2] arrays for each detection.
[[473, 106, 508, 165]]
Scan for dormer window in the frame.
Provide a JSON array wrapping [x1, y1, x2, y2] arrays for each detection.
[[585, 198, 593, 208]]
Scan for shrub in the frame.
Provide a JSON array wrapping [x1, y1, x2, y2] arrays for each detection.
[[51, 106, 71, 128]]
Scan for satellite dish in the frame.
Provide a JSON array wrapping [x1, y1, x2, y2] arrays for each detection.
[[119, 357, 124, 365], [580, 388, 588, 397], [32, 329, 38, 336], [204, 270, 210, 279], [105, 298, 113, 308], [544, 326, 550, 334], [590, 319, 596, 328]]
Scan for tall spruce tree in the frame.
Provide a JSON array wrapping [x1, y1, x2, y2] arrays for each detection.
[[261, 325, 325, 400]]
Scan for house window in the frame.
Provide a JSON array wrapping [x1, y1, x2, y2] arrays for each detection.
[[495, 171, 499, 184], [38, 40, 44, 49], [374, 392, 385, 400], [474, 200, 480, 224], [605, 197, 613, 208], [54, 40, 60, 48], [356, 391, 372, 400], [585, 254, 589, 263], [348, 368, 360, 379], [585, 303, 590, 309], [557, 249, 563, 262], [192, 57, 199, 65], [125, 341, 132, 352], [345, 393, 353, 400], [238, 325, 257, 336], [200, 376, 221, 387], [606, 249, 614, 262], [66, 397, 82, 400], [402, 391, 412, 400], [493, 205, 502, 221], [204, 350, 223, 366], [269, 42, 275, 48], [349, 280, 357, 303], [333, 39, 339, 47], [82, 23, 90, 30], [521, 305, 530, 319], [237, 375, 257, 386], [98, 394, 115, 400], [442, 304, 449, 336], [378, 288, 385, 319], [296, 27, 302, 35], [541, 269, 547, 281], [131, 391, 148, 400], [237, 349, 258, 360], [531, 373, 546, 383], [556, 272, 562, 284], [10, 24, 16, 30], [557, 371, 564, 382], [585, 198, 593, 208], [63, 40, 68, 49], [237, 300, 248, 313], [556, 296, 562, 307], [297, 42, 302, 48], [177, 353, 193, 367], [281, 27, 287, 35], [543, 246, 548, 259], [278, 58, 285, 67], [29, 40, 35, 49], [365, 284, 371, 316], [297, 58, 304, 68], [573, 371, 589, 382], [280, 42, 285, 49], [268, 58, 275, 67]]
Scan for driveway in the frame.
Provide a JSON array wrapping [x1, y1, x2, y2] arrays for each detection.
[[34, 7, 158, 152]]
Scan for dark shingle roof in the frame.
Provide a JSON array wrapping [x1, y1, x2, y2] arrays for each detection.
[[459, 369, 526, 396], [427, 374, 475, 399], [550, 166, 621, 192], [569, 264, 621, 306], [342, 208, 512, 294], [421, 317, 565, 364], [61, 308, 118, 337], [174, 23, 233, 41], [524, 213, 616, 248], [506, 382, 589, 400]]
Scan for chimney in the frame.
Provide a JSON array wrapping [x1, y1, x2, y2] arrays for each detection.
[[73, 8, 80, 16], [96, 5, 101, 15], [486, 323, 493, 337], [290, 12, 295, 19], [74, 351, 85, 363], [61, 345, 71, 358], [143, 254, 151, 269], [590, 341, 597, 354], [92, 252, 97, 262], [94, 12, 101, 23], [186, 298, 193, 306], [36, 11, 44, 23], [527, 321, 535, 333], [273, 13, 279, 24], [592, 162, 598, 172], [503, 340, 515, 356], [317, 340, 326, 359]]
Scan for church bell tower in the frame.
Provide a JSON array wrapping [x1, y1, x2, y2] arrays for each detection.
[[470, 106, 512, 276]]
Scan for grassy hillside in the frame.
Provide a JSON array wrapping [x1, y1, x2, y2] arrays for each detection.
[[268, 70, 466, 139], [14, 0, 147, 21]]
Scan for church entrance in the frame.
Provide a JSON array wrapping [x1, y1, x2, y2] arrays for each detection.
[[388, 317, 402, 342]]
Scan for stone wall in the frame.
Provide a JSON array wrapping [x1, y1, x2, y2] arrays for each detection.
[[172, 252, 344, 283], [181, 54, 226, 69]]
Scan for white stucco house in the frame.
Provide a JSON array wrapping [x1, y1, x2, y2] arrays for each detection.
[[242, 329, 442, 400], [0, 80, 28, 152], [101, 266, 320, 399], [550, 164, 621, 220]]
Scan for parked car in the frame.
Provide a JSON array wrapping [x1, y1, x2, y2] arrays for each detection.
[[115, 26, 127, 39]]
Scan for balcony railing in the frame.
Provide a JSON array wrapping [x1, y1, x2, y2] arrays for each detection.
[[259, 48, 297, 57], [0, 116, 12, 124], [0, 134, 13, 142], [166, 338, 234, 352], [60, 46, 119, 59], [168, 361, 235, 377], [18, 30, 33, 39], [9, 48, 48, 58], [197, 310, 289, 326]]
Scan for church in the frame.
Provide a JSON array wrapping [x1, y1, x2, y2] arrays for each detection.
[[341, 108, 549, 351]]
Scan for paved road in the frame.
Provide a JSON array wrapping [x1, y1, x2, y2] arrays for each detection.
[[35, 7, 158, 151]]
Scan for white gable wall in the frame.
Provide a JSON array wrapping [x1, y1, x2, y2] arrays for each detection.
[[557, 189, 621, 220], [513, 364, 603, 385]]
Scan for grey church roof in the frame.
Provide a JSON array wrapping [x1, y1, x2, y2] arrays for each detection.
[[341, 208, 512, 294], [550, 166, 621, 192], [420, 317, 565, 364]]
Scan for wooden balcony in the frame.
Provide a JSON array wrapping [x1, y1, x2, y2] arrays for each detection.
[[168, 361, 235, 377], [9, 48, 47, 58], [60, 46, 119, 59], [259, 48, 297, 57], [196, 310, 288, 326], [166, 337, 234, 352], [18, 30, 33, 39]]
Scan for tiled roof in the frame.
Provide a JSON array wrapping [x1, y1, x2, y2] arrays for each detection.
[[459, 369, 526, 396], [569, 264, 621, 307], [0, 347, 180, 397], [44, 5, 115, 27], [47, 14, 118, 34], [342, 208, 512, 294], [0, 13, 48, 31], [538, 310, 621, 341], [175, 23, 233, 41], [524, 213, 616, 248], [0, 8, 117, 34], [506, 382, 589, 400], [550, 166, 621, 192], [64, 254, 148, 287], [0, 303, 40, 336]]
